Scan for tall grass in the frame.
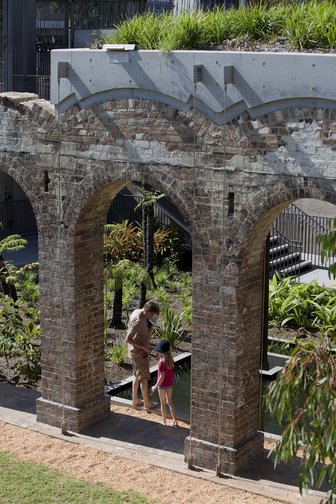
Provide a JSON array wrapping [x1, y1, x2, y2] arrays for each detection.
[[286, 1, 336, 49], [105, 1, 336, 51]]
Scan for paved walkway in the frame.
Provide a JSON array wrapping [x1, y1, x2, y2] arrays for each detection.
[[0, 382, 328, 504], [298, 267, 336, 288]]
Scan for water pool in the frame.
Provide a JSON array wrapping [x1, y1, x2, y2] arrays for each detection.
[[111, 357, 284, 435]]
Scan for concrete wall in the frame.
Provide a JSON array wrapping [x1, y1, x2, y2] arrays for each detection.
[[1, 49, 336, 474]]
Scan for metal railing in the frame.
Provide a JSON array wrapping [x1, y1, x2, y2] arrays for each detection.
[[107, 193, 176, 228], [70, 0, 147, 29], [0, 196, 334, 274], [0, 199, 37, 238], [273, 203, 334, 270], [269, 226, 303, 277]]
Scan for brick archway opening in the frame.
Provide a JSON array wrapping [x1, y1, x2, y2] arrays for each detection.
[[234, 192, 336, 468], [37, 175, 194, 435]]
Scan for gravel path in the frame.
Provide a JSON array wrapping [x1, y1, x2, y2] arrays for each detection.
[[0, 414, 285, 504]]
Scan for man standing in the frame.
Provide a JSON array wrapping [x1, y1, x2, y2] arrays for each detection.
[[126, 300, 160, 410]]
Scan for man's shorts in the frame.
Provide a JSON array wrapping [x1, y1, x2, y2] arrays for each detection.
[[131, 353, 150, 380]]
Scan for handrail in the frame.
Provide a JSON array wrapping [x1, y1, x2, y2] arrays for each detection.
[[270, 226, 302, 252], [286, 204, 329, 234], [273, 203, 333, 269]]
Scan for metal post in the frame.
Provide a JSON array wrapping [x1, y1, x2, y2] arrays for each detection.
[[261, 233, 270, 370]]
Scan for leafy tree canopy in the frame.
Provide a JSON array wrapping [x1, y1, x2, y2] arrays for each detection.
[[266, 338, 336, 502]]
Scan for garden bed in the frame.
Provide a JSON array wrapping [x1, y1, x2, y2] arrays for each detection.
[[0, 327, 192, 392]]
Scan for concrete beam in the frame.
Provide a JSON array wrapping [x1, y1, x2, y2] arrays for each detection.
[[50, 49, 336, 122]]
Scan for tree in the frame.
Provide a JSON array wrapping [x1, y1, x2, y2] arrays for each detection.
[[134, 185, 164, 307], [0, 230, 27, 301], [104, 221, 140, 328], [265, 338, 336, 503], [103, 218, 174, 327], [317, 218, 336, 279]]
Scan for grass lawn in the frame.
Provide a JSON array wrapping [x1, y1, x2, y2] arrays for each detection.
[[0, 451, 153, 504]]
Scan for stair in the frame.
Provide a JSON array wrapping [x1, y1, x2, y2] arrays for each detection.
[[269, 232, 313, 277]]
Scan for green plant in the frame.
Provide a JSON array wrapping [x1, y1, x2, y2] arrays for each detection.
[[0, 295, 41, 383], [268, 274, 336, 333], [154, 260, 178, 288], [312, 298, 336, 339], [0, 231, 27, 256], [231, 3, 285, 41], [179, 291, 192, 326], [180, 272, 192, 291], [107, 342, 128, 365], [286, 1, 336, 50], [265, 337, 336, 502], [267, 339, 294, 356], [0, 295, 23, 364], [0, 227, 28, 301], [14, 262, 39, 305], [152, 285, 170, 306], [104, 220, 141, 263], [12, 318, 41, 382], [105, 259, 140, 328], [106, 1, 336, 52], [153, 305, 185, 347]]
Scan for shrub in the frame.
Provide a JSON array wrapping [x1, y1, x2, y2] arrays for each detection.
[[153, 305, 185, 347], [0, 295, 41, 383], [107, 343, 128, 366], [268, 274, 336, 337], [106, 2, 336, 51]]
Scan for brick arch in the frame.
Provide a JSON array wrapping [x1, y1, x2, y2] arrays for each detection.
[[220, 178, 336, 458], [62, 160, 202, 247], [29, 91, 336, 473], [236, 180, 336, 263]]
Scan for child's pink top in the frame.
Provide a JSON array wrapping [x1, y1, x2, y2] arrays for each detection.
[[158, 360, 174, 387]]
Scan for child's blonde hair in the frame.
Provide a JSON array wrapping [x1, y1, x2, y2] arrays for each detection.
[[161, 349, 174, 369]]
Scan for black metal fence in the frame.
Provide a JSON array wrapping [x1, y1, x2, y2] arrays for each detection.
[[107, 193, 176, 228], [0, 199, 37, 238], [0, 0, 3, 92], [0, 197, 335, 277], [70, 0, 147, 29], [2, 0, 148, 100], [273, 203, 334, 271], [0, 194, 177, 239]]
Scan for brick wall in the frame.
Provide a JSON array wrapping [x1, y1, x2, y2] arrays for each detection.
[[1, 92, 336, 473]]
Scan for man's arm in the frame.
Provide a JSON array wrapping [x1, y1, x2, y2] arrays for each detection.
[[126, 334, 151, 353], [126, 317, 151, 353]]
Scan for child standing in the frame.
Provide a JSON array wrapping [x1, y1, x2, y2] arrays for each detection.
[[151, 339, 179, 427]]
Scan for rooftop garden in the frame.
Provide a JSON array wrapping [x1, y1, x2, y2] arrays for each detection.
[[102, 1, 336, 52]]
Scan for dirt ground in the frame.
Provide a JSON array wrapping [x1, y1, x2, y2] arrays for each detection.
[[0, 330, 293, 503], [0, 407, 284, 504]]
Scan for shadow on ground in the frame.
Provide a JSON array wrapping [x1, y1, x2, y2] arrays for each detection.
[[82, 410, 189, 454], [0, 382, 330, 497]]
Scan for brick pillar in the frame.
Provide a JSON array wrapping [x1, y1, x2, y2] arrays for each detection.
[[36, 212, 110, 431], [185, 251, 264, 474]]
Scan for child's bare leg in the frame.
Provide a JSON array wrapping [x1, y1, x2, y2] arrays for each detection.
[[167, 388, 178, 426], [159, 389, 167, 425]]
